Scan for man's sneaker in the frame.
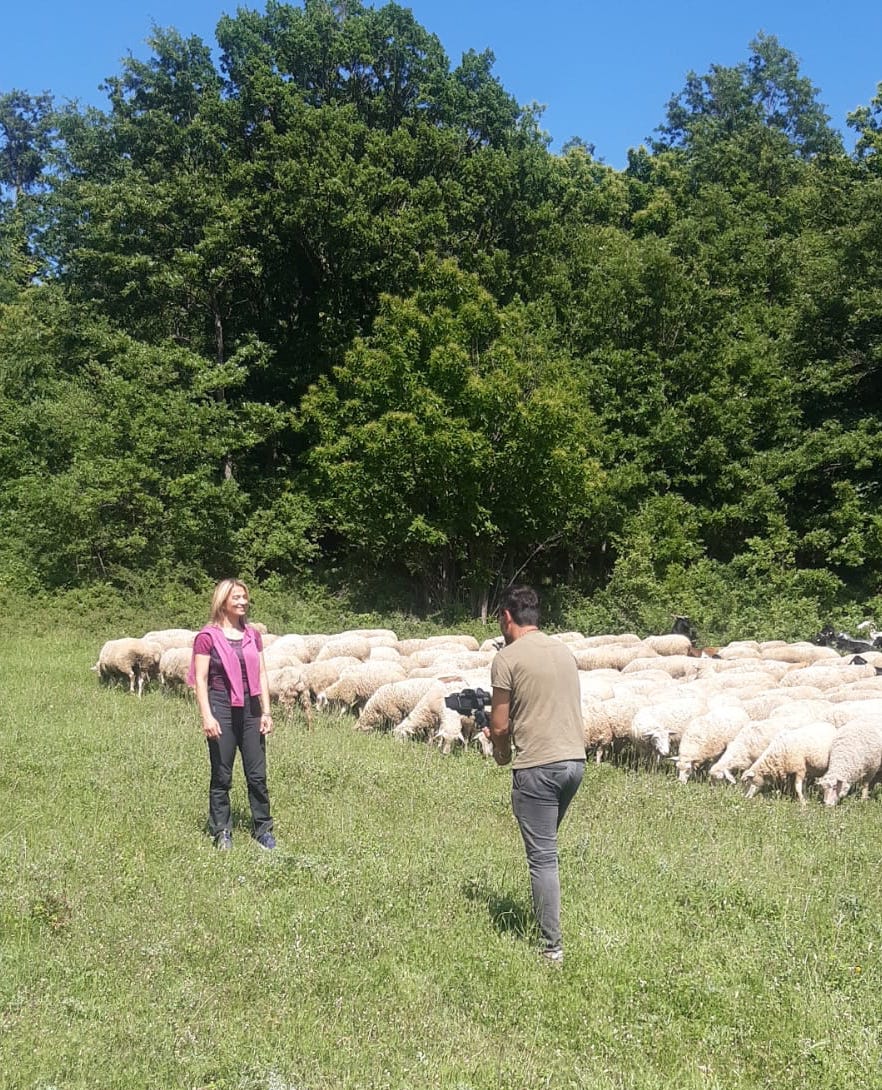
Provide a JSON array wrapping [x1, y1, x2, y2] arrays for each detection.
[[214, 830, 232, 850], [255, 832, 276, 850], [541, 947, 564, 965]]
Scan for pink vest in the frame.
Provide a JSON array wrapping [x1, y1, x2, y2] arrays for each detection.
[[187, 625, 263, 707]]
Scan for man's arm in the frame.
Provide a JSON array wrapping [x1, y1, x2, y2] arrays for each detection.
[[489, 687, 513, 766]]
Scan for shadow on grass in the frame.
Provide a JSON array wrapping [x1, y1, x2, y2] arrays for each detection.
[[462, 879, 534, 941]]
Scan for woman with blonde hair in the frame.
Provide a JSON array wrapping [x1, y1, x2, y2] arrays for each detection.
[[188, 578, 275, 849]]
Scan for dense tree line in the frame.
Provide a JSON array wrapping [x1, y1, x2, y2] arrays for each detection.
[[1, 1, 881, 634]]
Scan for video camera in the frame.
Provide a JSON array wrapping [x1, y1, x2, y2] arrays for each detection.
[[444, 687, 492, 729]]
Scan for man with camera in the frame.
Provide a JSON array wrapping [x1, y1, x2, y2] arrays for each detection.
[[486, 585, 585, 963]]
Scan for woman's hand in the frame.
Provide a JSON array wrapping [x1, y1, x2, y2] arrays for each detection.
[[259, 712, 274, 736], [202, 716, 222, 740]]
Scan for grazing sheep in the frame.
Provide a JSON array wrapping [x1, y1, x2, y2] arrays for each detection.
[[263, 646, 306, 673], [315, 662, 408, 714], [709, 719, 792, 784], [714, 641, 761, 660], [315, 635, 372, 662], [631, 695, 708, 759], [642, 634, 693, 657], [368, 645, 403, 662], [356, 678, 444, 732], [299, 634, 331, 662], [392, 682, 463, 747], [141, 628, 197, 652], [764, 642, 840, 665], [742, 721, 837, 804], [740, 692, 797, 721], [347, 628, 399, 641], [779, 663, 877, 691], [265, 633, 309, 661], [676, 706, 751, 782], [622, 654, 702, 681], [267, 665, 312, 721], [827, 699, 882, 727], [479, 636, 505, 653], [572, 633, 642, 648], [95, 638, 162, 697], [582, 694, 650, 763], [402, 645, 472, 671], [300, 657, 362, 701], [158, 646, 192, 689], [571, 645, 655, 671], [817, 719, 882, 805]]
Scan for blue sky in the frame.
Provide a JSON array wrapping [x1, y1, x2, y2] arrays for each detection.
[[2, 0, 880, 168]]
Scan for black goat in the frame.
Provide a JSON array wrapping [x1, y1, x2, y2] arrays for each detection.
[[671, 615, 699, 644], [814, 624, 882, 655]]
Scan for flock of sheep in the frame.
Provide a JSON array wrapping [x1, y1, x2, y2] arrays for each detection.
[[94, 624, 882, 807]]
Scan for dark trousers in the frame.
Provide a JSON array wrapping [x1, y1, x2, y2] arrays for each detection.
[[511, 759, 585, 951], [207, 689, 273, 838]]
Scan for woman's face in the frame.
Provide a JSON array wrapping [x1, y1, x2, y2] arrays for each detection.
[[223, 585, 249, 623]]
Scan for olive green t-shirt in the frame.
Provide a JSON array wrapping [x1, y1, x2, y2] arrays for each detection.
[[490, 630, 585, 769]]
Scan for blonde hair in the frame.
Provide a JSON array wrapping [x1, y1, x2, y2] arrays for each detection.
[[208, 578, 250, 626]]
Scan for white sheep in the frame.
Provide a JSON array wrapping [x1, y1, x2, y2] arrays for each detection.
[[817, 719, 882, 805], [299, 634, 332, 662], [571, 633, 642, 648], [402, 645, 472, 671], [265, 633, 309, 661], [356, 678, 444, 732], [827, 699, 882, 727], [141, 628, 196, 652], [315, 662, 407, 714], [676, 706, 751, 782], [300, 657, 362, 701], [393, 682, 459, 745], [368, 646, 403, 662], [779, 663, 877, 691], [709, 718, 792, 784], [742, 721, 837, 804], [762, 642, 840, 665], [642, 634, 693, 657], [631, 695, 708, 759], [267, 665, 312, 721], [95, 638, 162, 697], [571, 645, 654, 671], [262, 646, 306, 673], [315, 635, 372, 662], [622, 654, 702, 681], [582, 694, 650, 763], [158, 646, 192, 689], [714, 640, 761, 660]]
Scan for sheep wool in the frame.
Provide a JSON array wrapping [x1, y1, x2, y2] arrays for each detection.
[[817, 719, 882, 805], [356, 678, 444, 732], [141, 629, 197, 652], [158, 646, 192, 689], [315, 662, 408, 712], [95, 638, 163, 697], [709, 718, 792, 784], [676, 706, 751, 782], [742, 721, 837, 804]]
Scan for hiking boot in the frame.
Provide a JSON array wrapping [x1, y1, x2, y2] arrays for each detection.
[[214, 830, 232, 850], [255, 832, 276, 850]]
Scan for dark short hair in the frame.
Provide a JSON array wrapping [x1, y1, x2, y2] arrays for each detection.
[[498, 585, 540, 627]]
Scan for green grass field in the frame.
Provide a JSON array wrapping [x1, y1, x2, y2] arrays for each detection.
[[3, 626, 882, 1089]]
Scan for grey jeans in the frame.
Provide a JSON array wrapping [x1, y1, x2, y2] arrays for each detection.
[[511, 759, 585, 951]]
